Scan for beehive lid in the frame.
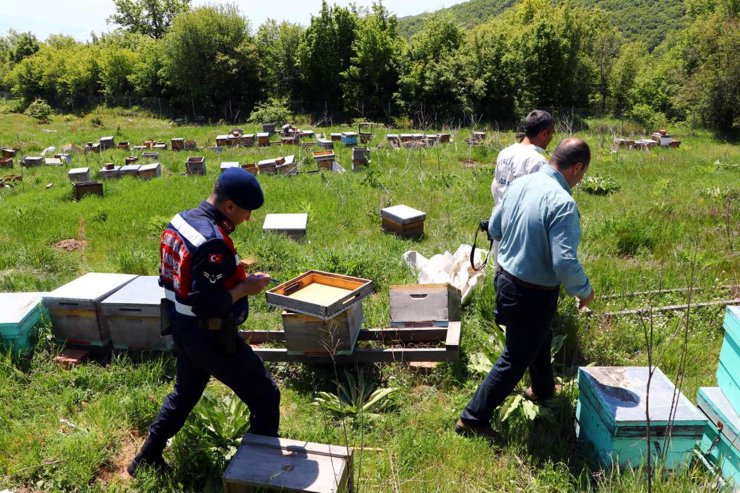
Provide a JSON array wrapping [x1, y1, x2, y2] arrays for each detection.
[[257, 157, 277, 166], [216, 134, 229, 140], [100, 276, 162, 307], [0, 292, 45, 325], [578, 366, 706, 435], [120, 164, 141, 173], [342, 132, 357, 137], [257, 132, 269, 137], [100, 136, 114, 141], [45, 273, 137, 303], [263, 213, 308, 232], [381, 205, 426, 224], [139, 163, 160, 171], [68, 167, 89, 175], [697, 387, 739, 444], [100, 166, 121, 172], [223, 433, 351, 493], [220, 162, 239, 169]]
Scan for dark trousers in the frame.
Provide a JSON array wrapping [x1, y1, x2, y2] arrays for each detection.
[[148, 321, 280, 444], [460, 270, 559, 426]]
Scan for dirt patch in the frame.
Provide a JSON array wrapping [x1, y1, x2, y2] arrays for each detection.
[[97, 430, 142, 484], [52, 239, 87, 252]]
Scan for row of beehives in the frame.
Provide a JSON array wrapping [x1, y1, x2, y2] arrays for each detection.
[[613, 130, 681, 150], [575, 306, 738, 488]]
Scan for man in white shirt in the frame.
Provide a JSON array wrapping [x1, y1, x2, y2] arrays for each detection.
[[491, 110, 555, 205]]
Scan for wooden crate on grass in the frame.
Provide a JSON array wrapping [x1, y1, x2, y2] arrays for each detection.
[[241, 163, 258, 175], [120, 164, 141, 177], [185, 156, 206, 176], [223, 433, 352, 493], [216, 134, 229, 147], [73, 181, 104, 200], [100, 275, 171, 351], [68, 167, 91, 183], [576, 366, 707, 470], [282, 303, 363, 355], [171, 138, 184, 151], [117, 141, 130, 150], [44, 273, 137, 347], [0, 157, 13, 168], [257, 133, 270, 147], [381, 205, 426, 238], [266, 270, 373, 321], [1, 148, 17, 158], [99, 136, 114, 150], [390, 283, 461, 327], [262, 213, 307, 240], [22, 155, 43, 167], [99, 165, 121, 179], [138, 163, 161, 179]]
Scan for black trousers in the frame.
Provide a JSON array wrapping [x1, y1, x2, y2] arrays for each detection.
[[460, 269, 559, 426], [148, 320, 280, 444]]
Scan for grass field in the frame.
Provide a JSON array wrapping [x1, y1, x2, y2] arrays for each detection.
[[0, 103, 738, 492]]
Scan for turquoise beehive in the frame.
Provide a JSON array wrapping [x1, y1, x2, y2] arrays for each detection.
[[696, 387, 739, 487], [0, 292, 47, 353], [576, 366, 707, 470], [717, 306, 739, 411]]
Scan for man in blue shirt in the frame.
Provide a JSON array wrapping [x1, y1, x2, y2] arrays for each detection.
[[456, 137, 595, 440]]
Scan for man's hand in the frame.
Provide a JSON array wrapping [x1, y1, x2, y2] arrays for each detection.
[[577, 288, 595, 310], [231, 272, 272, 300]]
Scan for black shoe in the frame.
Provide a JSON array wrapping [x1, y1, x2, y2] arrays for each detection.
[[127, 436, 170, 477], [454, 418, 500, 443]]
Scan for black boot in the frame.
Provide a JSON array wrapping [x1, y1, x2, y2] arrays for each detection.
[[127, 435, 170, 477]]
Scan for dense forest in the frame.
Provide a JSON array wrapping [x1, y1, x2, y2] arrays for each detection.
[[0, 0, 737, 136]]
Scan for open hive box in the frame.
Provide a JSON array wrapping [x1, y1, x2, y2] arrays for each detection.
[[266, 271, 373, 355]]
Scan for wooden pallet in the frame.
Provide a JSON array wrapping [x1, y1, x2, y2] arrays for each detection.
[[240, 321, 460, 363]]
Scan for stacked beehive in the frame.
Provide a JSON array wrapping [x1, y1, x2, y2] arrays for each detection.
[[696, 306, 739, 487]]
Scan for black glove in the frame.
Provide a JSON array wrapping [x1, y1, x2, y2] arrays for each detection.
[[480, 220, 492, 241]]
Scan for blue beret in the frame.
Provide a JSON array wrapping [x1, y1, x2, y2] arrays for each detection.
[[217, 168, 264, 210]]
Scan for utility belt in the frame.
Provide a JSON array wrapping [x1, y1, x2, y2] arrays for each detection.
[[497, 265, 559, 292]]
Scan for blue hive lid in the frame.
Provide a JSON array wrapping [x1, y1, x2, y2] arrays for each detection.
[[579, 366, 707, 435], [697, 387, 739, 444], [724, 305, 739, 342]]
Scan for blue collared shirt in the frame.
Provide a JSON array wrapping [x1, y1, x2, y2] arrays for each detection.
[[489, 165, 592, 298]]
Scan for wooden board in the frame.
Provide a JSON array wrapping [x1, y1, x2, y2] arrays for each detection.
[[390, 283, 461, 327], [223, 433, 351, 493], [241, 321, 461, 363]]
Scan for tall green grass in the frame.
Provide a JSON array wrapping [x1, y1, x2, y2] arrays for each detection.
[[0, 105, 737, 491]]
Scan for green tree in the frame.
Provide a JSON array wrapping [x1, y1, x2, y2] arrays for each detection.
[[608, 41, 646, 116], [588, 20, 623, 113], [162, 5, 260, 120], [108, 0, 191, 39], [297, 1, 358, 114], [5, 30, 40, 64], [255, 20, 303, 101], [342, 2, 402, 120]]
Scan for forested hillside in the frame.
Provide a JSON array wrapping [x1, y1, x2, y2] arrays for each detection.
[[398, 0, 686, 49]]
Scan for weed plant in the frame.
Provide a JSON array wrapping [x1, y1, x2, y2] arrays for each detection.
[[0, 102, 737, 491]]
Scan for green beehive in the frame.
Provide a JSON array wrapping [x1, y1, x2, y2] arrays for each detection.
[[717, 306, 739, 411], [696, 387, 739, 487], [0, 292, 47, 353], [576, 366, 707, 470]]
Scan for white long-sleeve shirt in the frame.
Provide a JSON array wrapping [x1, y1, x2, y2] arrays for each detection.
[[491, 143, 548, 205]]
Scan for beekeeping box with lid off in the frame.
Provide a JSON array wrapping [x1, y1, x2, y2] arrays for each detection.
[[100, 276, 171, 351], [576, 366, 707, 470], [223, 433, 352, 493], [73, 181, 104, 200], [44, 273, 137, 347], [185, 156, 206, 176]]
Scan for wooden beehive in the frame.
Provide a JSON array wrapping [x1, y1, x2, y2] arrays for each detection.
[[124, 156, 139, 165], [99, 136, 114, 150], [141, 151, 159, 160], [257, 133, 270, 147], [216, 134, 229, 147], [282, 303, 363, 355], [472, 131, 486, 141], [0, 292, 47, 354], [117, 142, 130, 150], [120, 164, 141, 177], [717, 306, 739, 410], [73, 181, 104, 200], [153, 142, 167, 150], [171, 138, 184, 151], [186, 156, 206, 176], [266, 270, 373, 321], [84, 142, 101, 153], [439, 133, 451, 143], [45, 157, 63, 166], [99, 165, 121, 179], [317, 139, 333, 150], [220, 162, 239, 173], [696, 387, 739, 486], [257, 158, 276, 175], [1, 148, 17, 158], [184, 140, 197, 150], [22, 155, 43, 167], [242, 163, 258, 175], [330, 133, 342, 142], [576, 366, 707, 470], [262, 213, 307, 240], [44, 273, 137, 347], [0, 157, 13, 168], [68, 167, 91, 183], [341, 132, 358, 146], [262, 123, 276, 135], [138, 163, 161, 179], [380, 205, 426, 238], [390, 283, 461, 327], [239, 134, 255, 147], [223, 433, 352, 493], [100, 276, 171, 351]]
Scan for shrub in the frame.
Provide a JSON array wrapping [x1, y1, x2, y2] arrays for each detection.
[[23, 98, 52, 123], [614, 217, 657, 256], [628, 104, 667, 131], [580, 176, 620, 195], [247, 97, 291, 126]]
